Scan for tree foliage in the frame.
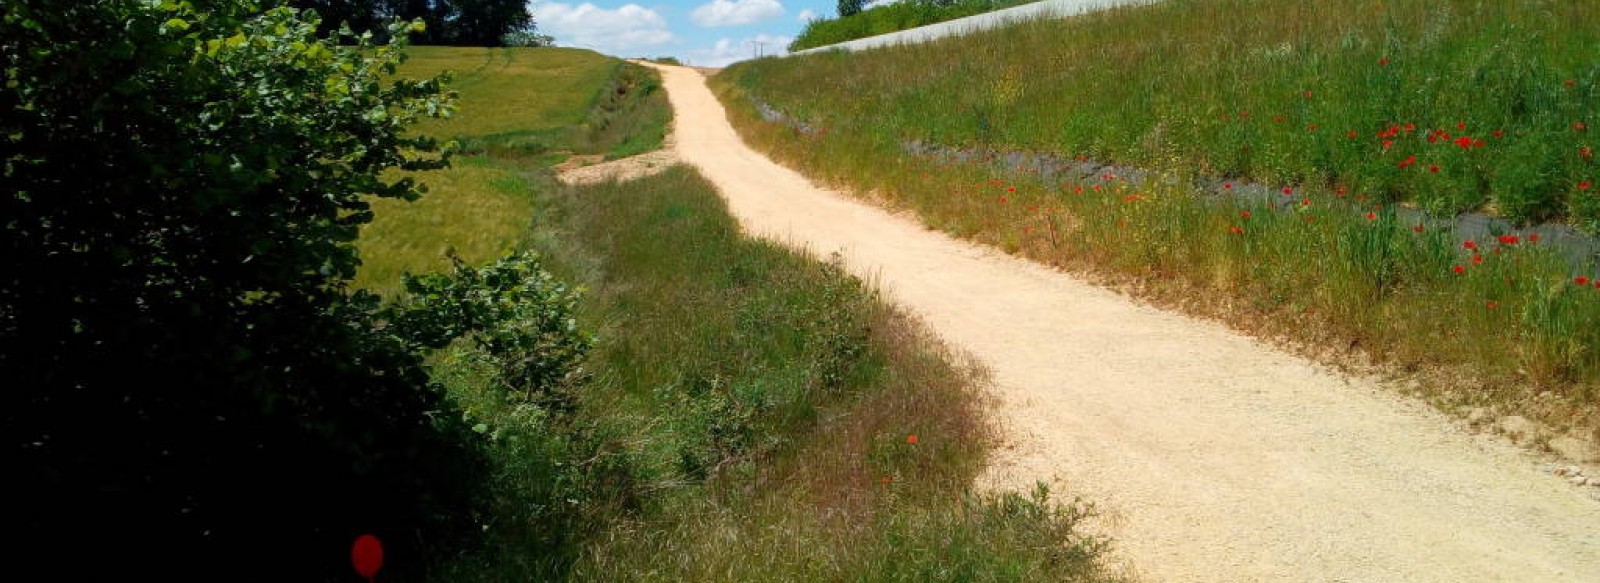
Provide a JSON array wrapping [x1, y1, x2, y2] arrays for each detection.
[[288, 0, 540, 46], [839, 0, 865, 18], [0, 1, 557, 579]]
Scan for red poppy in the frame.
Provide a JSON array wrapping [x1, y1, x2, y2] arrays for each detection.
[[1241, 210, 1251, 219], [1499, 235, 1519, 245], [1456, 121, 1467, 130], [1453, 265, 1466, 274], [1307, 124, 1319, 131], [1007, 186, 1017, 193], [1429, 164, 1440, 173], [1473, 139, 1485, 148], [1578, 277, 1593, 285], [1404, 123, 1416, 133], [1486, 301, 1498, 309], [1093, 184, 1101, 192], [1347, 130, 1359, 139], [1581, 181, 1593, 191], [998, 197, 1008, 203], [1577, 122, 1588, 131], [1412, 224, 1425, 233], [1463, 240, 1478, 250], [1282, 187, 1293, 195], [1028, 205, 1038, 212], [1492, 129, 1505, 138], [1472, 255, 1485, 265], [1379, 57, 1390, 66], [1383, 139, 1395, 150], [1303, 90, 1313, 99], [1528, 233, 1541, 243], [1565, 79, 1578, 86], [1224, 182, 1233, 190], [1398, 155, 1416, 168], [1365, 212, 1377, 220], [1582, 146, 1593, 158], [1455, 136, 1473, 149], [1229, 226, 1244, 234], [1301, 198, 1311, 207], [907, 434, 918, 444], [1074, 186, 1084, 194]]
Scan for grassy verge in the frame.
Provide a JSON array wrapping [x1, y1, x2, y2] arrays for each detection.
[[355, 48, 1116, 580], [791, 0, 1039, 51], [715, 2, 1600, 445]]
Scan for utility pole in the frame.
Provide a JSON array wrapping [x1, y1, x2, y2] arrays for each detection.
[[748, 40, 767, 59]]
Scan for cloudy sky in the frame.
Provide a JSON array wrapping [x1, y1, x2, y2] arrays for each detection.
[[530, 0, 842, 67]]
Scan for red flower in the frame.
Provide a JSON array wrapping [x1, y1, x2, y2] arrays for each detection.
[[1429, 164, 1441, 173], [1455, 136, 1474, 149], [1499, 235, 1519, 245], [1241, 210, 1252, 219], [1577, 122, 1588, 131], [1224, 182, 1233, 190], [1578, 277, 1593, 285], [1486, 301, 1498, 309], [1565, 79, 1578, 87], [1412, 224, 1425, 233], [1303, 90, 1313, 99], [907, 434, 918, 444], [1457, 121, 1467, 130], [1453, 265, 1466, 274], [1282, 187, 1293, 195], [1007, 186, 1017, 193], [1273, 116, 1286, 123], [1581, 181, 1593, 191], [1404, 123, 1417, 133], [1463, 240, 1478, 250], [1365, 212, 1377, 220], [1093, 184, 1101, 192], [882, 476, 892, 484], [1347, 130, 1359, 139], [1528, 233, 1540, 243], [1074, 186, 1084, 194], [1582, 146, 1593, 158], [1472, 255, 1484, 265], [1473, 139, 1485, 148], [1492, 129, 1504, 138], [1301, 198, 1311, 207], [998, 197, 1008, 203], [1383, 139, 1395, 150], [1398, 155, 1416, 168], [1307, 124, 1319, 131], [1229, 226, 1244, 234], [1379, 57, 1390, 66], [1028, 205, 1038, 212]]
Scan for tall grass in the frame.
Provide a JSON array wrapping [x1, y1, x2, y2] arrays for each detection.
[[790, 0, 1040, 51], [741, 0, 1599, 228], [715, 0, 1600, 440]]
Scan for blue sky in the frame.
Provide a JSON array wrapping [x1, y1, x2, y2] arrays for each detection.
[[529, 0, 842, 67]]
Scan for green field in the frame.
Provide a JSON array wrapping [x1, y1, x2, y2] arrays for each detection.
[[719, 0, 1600, 439]]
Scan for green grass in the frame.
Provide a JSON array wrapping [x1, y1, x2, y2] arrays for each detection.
[[790, 0, 1040, 51], [354, 47, 668, 294], [716, 0, 1600, 440]]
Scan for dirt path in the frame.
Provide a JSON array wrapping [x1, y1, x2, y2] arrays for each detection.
[[641, 63, 1600, 583]]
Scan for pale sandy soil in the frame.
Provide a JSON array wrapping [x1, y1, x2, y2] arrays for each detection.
[[641, 62, 1600, 583]]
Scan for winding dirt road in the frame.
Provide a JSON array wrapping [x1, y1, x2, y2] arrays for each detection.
[[641, 63, 1600, 583]]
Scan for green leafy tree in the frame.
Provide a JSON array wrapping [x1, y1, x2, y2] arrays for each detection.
[[1, 1, 499, 578], [289, 0, 539, 46], [839, 0, 866, 17]]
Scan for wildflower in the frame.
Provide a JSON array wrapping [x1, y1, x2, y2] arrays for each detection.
[[1565, 79, 1578, 87], [1307, 124, 1319, 132], [1463, 240, 1478, 250], [1457, 121, 1467, 130], [1429, 165, 1440, 173], [1412, 224, 1425, 233], [1453, 265, 1466, 274], [1486, 301, 1498, 309], [1473, 255, 1484, 265], [1404, 123, 1417, 133], [1347, 130, 1359, 139], [1577, 122, 1589, 131], [1383, 139, 1395, 150], [1581, 181, 1592, 191], [1492, 129, 1505, 138], [1093, 184, 1101, 192], [1008, 186, 1017, 193], [1303, 90, 1313, 99], [998, 197, 1008, 203], [882, 476, 892, 484], [1229, 226, 1245, 234], [1499, 235, 1519, 245], [1028, 205, 1038, 212], [1274, 116, 1286, 123], [1365, 212, 1377, 220], [1528, 233, 1541, 243], [907, 434, 918, 444], [1224, 182, 1233, 190], [1455, 136, 1474, 149], [1282, 187, 1293, 195], [1241, 210, 1252, 219], [1301, 198, 1311, 207], [1379, 57, 1390, 66], [1582, 146, 1593, 158], [1578, 276, 1593, 285], [1074, 186, 1084, 195], [1399, 155, 1416, 168], [1473, 139, 1486, 148]]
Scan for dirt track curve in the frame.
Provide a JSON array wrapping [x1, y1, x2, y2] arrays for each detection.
[[640, 63, 1600, 583]]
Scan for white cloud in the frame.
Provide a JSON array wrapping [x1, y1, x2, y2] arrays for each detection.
[[687, 33, 793, 67], [796, 8, 817, 21], [690, 0, 785, 27], [530, 2, 674, 56]]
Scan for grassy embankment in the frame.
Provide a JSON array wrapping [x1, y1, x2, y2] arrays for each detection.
[[790, 0, 1040, 51], [719, 0, 1600, 442], [356, 47, 1118, 581]]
